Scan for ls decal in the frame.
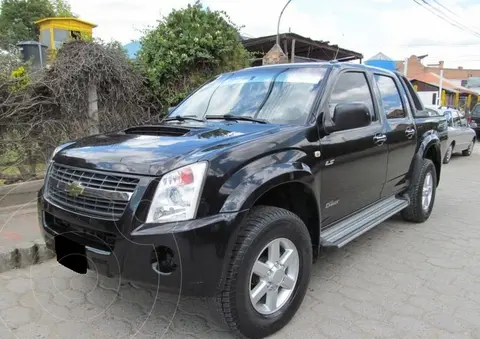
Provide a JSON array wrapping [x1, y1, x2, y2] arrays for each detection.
[[325, 159, 335, 166]]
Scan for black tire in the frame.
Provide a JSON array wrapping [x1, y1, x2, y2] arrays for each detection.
[[443, 143, 454, 164], [209, 206, 312, 339], [401, 158, 437, 223], [462, 139, 475, 156]]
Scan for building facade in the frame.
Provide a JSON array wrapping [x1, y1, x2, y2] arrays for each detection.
[[397, 55, 479, 111]]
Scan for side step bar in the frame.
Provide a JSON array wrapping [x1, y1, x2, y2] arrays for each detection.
[[320, 196, 409, 248]]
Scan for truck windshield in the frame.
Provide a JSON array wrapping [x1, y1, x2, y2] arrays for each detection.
[[170, 66, 328, 125]]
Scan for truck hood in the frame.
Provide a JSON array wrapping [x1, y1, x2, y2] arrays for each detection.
[[53, 121, 282, 175]]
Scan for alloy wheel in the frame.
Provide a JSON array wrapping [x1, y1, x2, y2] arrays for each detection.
[[249, 237, 300, 315], [422, 172, 433, 212]]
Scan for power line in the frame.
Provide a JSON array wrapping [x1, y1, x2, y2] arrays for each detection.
[[406, 42, 480, 47], [423, 0, 480, 38], [412, 0, 480, 38], [430, 0, 480, 33], [427, 0, 480, 37]]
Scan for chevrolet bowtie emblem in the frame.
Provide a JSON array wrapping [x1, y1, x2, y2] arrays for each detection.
[[67, 182, 84, 197]]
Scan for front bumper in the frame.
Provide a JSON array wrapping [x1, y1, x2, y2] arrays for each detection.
[[37, 187, 248, 297]]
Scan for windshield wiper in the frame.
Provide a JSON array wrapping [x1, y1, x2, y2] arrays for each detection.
[[163, 115, 205, 123], [205, 114, 267, 124]]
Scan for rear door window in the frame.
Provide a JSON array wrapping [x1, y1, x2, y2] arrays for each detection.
[[374, 74, 406, 119]]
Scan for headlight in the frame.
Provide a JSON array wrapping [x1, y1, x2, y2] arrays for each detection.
[[146, 162, 208, 223]]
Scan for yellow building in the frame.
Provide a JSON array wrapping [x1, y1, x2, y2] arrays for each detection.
[[35, 17, 97, 50]]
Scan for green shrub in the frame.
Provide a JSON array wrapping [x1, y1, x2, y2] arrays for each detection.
[[138, 1, 252, 110]]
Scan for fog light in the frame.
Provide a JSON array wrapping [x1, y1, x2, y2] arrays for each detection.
[[151, 246, 177, 275]]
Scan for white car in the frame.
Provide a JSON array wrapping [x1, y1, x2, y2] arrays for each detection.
[[424, 105, 476, 164]]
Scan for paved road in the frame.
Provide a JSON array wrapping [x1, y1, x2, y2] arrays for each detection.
[[1, 149, 480, 338]]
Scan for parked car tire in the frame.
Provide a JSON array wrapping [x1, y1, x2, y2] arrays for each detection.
[[443, 143, 454, 164], [401, 158, 437, 223], [209, 206, 312, 339], [462, 139, 475, 156]]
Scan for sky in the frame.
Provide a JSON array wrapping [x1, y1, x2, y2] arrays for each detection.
[[69, 0, 480, 69]]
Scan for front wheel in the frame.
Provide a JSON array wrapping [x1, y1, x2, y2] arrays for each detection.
[[210, 206, 312, 339], [443, 143, 453, 164], [401, 158, 437, 223]]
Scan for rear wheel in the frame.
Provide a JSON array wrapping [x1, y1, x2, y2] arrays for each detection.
[[462, 139, 475, 156], [209, 206, 312, 339], [401, 158, 437, 223], [443, 143, 454, 164]]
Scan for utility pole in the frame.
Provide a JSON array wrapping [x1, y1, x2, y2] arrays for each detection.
[[403, 57, 408, 76], [438, 69, 444, 106]]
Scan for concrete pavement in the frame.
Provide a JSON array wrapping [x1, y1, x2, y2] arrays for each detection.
[[0, 204, 39, 247], [0, 149, 479, 338]]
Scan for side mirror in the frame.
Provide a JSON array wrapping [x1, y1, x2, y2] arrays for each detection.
[[330, 102, 371, 132]]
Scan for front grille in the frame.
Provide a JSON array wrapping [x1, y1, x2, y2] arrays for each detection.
[[45, 212, 116, 251], [45, 163, 139, 220], [50, 164, 138, 192]]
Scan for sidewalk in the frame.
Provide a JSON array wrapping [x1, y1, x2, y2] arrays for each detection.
[[0, 202, 53, 272], [0, 203, 40, 246], [0, 179, 43, 209]]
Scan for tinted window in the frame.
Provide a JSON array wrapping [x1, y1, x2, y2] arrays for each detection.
[[328, 72, 375, 120], [374, 75, 406, 119], [472, 104, 480, 116], [399, 75, 423, 111]]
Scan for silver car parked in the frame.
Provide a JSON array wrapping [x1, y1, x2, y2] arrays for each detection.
[[424, 105, 476, 164]]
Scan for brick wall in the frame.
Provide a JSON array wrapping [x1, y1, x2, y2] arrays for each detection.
[[396, 55, 426, 77], [397, 55, 480, 81], [427, 67, 480, 80]]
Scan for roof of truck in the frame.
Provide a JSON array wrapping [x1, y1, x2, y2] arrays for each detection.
[[237, 61, 397, 76]]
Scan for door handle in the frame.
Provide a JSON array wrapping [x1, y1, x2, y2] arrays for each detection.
[[405, 127, 416, 139], [373, 134, 387, 146]]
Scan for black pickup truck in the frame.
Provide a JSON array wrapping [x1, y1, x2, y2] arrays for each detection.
[[38, 62, 447, 339]]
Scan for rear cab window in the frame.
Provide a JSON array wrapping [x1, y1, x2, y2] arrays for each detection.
[[397, 74, 424, 114]]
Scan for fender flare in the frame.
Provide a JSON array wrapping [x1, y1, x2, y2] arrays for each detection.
[[220, 162, 317, 213], [408, 135, 442, 186]]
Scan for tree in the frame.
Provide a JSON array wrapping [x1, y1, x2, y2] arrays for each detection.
[[138, 1, 251, 110], [0, 0, 74, 49], [0, 39, 156, 183], [51, 0, 75, 17]]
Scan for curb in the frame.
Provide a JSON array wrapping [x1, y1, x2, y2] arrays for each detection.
[[0, 238, 55, 273], [0, 179, 44, 196], [0, 179, 44, 209]]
